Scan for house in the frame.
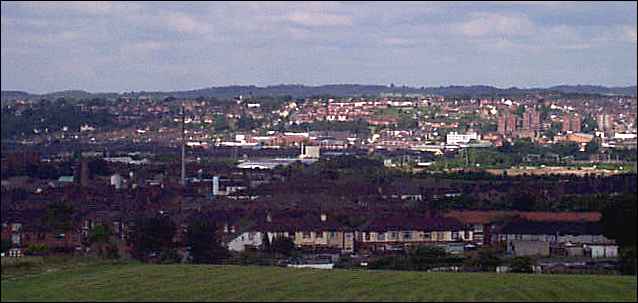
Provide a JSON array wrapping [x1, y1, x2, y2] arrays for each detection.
[[493, 220, 616, 258], [494, 220, 613, 244], [355, 215, 471, 253], [508, 240, 550, 257], [1, 209, 84, 254], [584, 244, 618, 258], [227, 212, 355, 253], [444, 210, 602, 246]]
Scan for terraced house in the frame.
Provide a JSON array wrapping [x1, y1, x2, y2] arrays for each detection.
[[228, 213, 474, 255], [356, 215, 472, 254], [227, 212, 355, 253]]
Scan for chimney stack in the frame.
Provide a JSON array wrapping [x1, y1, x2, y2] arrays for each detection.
[[80, 158, 90, 187], [180, 105, 186, 186], [320, 213, 327, 222]]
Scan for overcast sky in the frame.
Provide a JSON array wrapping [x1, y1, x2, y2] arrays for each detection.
[[1, 1, 636, 94]]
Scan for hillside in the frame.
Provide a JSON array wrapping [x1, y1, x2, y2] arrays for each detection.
[[3, 84, 636, 102], [2, 263, 636, 301]]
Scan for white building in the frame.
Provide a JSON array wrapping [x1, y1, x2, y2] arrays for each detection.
[[614, 133, 637, 140], [227, 231, 264, 252], [446, 131, 480, 145], [300, 145, 320, 159], [584, 244, 618, 258]]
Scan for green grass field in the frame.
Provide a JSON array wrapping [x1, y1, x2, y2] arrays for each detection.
[[2, 261, 636, 302]]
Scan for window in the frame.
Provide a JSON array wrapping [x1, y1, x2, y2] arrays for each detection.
[[423, 232, 431, 240], [452, 232, 459, 240], [11, 234, 20, 245], [315, 232, 323, 239], [329, 232, 336, 239], [345, 233, 352, 240], [378, 233, 385, 241], [403, 232, 412, 240], [248, 232, 255, 241], [11, 223, 21, 232], [390, 232, 398, 240], [303, 232, 311, 239]]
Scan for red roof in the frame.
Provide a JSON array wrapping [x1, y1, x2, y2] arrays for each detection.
[[444, 210, 601, 224]]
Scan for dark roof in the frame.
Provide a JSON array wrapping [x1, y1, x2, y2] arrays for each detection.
[[499, 220, 604, 236], [445, 210, 602, 224], [253, 213, 351, 232], [361, 215, 463, 232]]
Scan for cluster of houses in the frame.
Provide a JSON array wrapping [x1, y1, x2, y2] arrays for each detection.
[[1, 204, 620, 264], [225, 210, 617, 259]]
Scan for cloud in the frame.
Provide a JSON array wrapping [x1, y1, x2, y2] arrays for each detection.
[[162, 12, 210, 34], [287, 11, 353, 27], [623, 25, 637, 43], [19, 1, 115, 15], [382, 37, 417, 47], [457, 12, 536, 37], [2, 1, 636, 92]]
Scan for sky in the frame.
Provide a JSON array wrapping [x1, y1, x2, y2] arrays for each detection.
[[1, 1, 636, 94]]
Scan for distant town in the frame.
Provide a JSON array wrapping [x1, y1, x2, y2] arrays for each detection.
[[1, 86, 636, 276]]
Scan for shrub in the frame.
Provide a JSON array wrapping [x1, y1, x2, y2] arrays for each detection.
[[510, 256, 534, 273], [25, 244, 49, 256]]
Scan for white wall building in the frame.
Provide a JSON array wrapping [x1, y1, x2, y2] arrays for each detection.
[[227, 231, 264, 252], [446, 132, 480, 145]]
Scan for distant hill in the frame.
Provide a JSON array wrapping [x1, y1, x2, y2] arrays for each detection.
[[548, 85, 637, 96], [2, 84, 636, 102], [1, 90, 32, 101]]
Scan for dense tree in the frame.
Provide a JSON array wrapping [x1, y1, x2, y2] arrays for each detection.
[[270, 236, 296, 256], [186, 220, 228, 264], [509, 256, 534, 273], [129, 214, 176, 261], [87, 224, 118, 259], [619, 247, 637, 275], [87, 159, 113, 177], [465, 248, 502, 272], [43, 202, 74, 233], [601, 193, 637, 247], [1, 239, 12, 253]]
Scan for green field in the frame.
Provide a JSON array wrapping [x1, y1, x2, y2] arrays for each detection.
[[1, 261, 636, 302]]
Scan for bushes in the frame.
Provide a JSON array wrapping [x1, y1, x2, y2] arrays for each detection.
[[158, 249, 181, 264], [269, 236, 297, 257], [464, 248, 502, 272], [25, 244, 49, 256], [368, 245, 464, 271], [619, 247, 637, 275], [510, 256, 534, 273], [186, 220, 229, 264], [1, 239, 12, 253]]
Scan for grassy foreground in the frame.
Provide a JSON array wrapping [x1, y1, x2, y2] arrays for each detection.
[[1, 262, 636, 302]]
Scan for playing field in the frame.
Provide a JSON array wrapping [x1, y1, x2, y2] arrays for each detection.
[[2, 263, 636, 301]]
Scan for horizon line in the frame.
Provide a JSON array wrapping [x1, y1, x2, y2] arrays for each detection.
[[2, 82, 637, 96]]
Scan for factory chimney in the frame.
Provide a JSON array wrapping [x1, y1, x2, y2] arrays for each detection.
[[180, 105, 186, 186]]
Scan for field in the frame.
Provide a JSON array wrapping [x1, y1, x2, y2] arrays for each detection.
[[1, 260, 636, 302]]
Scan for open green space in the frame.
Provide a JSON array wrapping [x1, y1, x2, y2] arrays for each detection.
[[2, 261, 636, 302]]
